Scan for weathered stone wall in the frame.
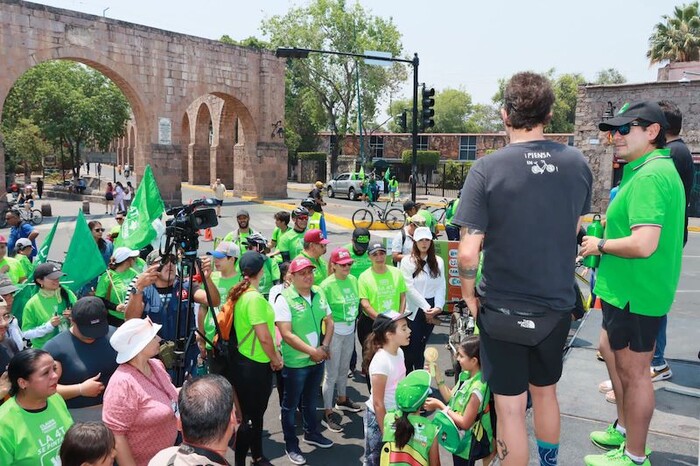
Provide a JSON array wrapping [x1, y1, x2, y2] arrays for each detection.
[[0, 0, 287, 204], [575, 81, 700, 212]]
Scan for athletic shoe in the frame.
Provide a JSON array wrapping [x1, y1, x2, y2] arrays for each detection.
[[335, 398, 363, 413], [584, 445, 650, 466], [303, 432, 334, 448], [651, 363, 672, 382], [599, 380, 613, 393], [590, 423, 625, 450], [605, 390, 617, 404], [321, 411, 343, 433], [596, 351, 605, 361], [251, 456, 274, 466], [285, 449, 306, 465], [348, 369, 353, 378]]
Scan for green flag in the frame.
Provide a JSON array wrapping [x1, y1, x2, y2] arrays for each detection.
[[358, 166, 365, 180], [384, 168, 391, 180], [62, 209, 107, 292], [115, 165, 165, 250], [35, 217, 60, 268]]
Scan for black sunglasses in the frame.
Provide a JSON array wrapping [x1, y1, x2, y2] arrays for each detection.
[[94, 228, 105, 232], [610, 121, 645, 136]]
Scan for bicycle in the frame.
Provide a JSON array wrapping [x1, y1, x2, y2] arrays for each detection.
[[0, 204, 43, 228], [441, 299, 475, 383], [428, 198, 450, 226], [351, 199, 405, 230]]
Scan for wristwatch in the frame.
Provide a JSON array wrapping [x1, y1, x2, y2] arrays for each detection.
[[597, 239, 607, 254], [130, 286, 143, 295]]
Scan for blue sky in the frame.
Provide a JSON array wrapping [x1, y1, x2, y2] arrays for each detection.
[[35, 0, 681, 106]]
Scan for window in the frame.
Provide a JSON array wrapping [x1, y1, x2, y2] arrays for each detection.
[[459, 136, 477, 161], [336, 173, 349, 181], [417, 135, 429, 151], [369, 135, 384, 158]]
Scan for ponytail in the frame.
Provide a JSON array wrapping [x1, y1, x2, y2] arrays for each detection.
[[225, 278, 252, 309], [361, 319, 400, 374], [393, 411, 415, 449]]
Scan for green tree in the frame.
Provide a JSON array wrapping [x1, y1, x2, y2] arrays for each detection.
[[387, 98, 412, 133], [647, 2, 700, 64], [3, 118, 51, 183], [594, 68, 627, 84], [262, 0, 406, 175], [220, 35, 271, 50], [2, 61, 131, 179]]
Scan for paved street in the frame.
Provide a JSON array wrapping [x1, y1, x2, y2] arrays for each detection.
[[7, 181, 699, 466]]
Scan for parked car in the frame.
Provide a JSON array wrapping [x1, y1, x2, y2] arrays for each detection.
[[327, 172, 363, 200]]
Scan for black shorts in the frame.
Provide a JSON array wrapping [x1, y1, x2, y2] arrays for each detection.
[[479, 309, 570, 396], [215, 199, 223, 206], [601, 300, 661, 352]]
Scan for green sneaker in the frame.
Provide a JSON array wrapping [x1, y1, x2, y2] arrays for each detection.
[[584, 445, 650, 466], [590, 423, 626, 450]]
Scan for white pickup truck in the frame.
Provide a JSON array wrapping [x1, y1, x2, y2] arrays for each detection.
[[326, 172, 363, 200]]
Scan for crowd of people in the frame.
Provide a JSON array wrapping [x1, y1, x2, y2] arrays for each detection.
[[0, 71, 693, 466]]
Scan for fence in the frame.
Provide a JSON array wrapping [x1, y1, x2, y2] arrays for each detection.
[[396, 163, 470, 199]]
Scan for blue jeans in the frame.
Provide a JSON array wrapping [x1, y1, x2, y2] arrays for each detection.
[[652, 314, 667, 367], [281, 363, 324, 451]]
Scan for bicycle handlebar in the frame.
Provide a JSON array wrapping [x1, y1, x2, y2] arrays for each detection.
[[445, 299, 467, 308]]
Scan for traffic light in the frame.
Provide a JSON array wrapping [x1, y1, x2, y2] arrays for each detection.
[[421, 87, 435, 131], [397, 109, 408, 133]]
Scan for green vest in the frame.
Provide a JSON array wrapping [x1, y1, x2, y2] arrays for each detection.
[[447, 370, 492, 460], [446, 198, 460, 225], [280, 286, 328, 368], [382, 412, 438, 466], [309, 211, 323, 231]]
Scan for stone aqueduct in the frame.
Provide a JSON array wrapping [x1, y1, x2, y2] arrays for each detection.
[[0, 0, 288, 205]]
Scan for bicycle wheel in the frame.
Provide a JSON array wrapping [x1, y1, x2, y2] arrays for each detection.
[[31, 209, 43, 225], [352, 208, 374, 230], [383, 208, 405, 230]]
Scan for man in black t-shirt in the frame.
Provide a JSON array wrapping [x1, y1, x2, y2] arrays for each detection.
[[453, 72, 592, 466]]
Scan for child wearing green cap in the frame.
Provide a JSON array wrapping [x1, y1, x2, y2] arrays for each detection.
[[381, 369, 440, 466], [424, 335, 495, 466]]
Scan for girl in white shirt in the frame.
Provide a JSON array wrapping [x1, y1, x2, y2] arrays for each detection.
[[399, 226, 445, 373], [361, 310, 411, 466]]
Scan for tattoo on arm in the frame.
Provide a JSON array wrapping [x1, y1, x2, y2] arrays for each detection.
[[466, 227, 483, 235], [458, 264, 478, 279], [497, 438, 509, 460]]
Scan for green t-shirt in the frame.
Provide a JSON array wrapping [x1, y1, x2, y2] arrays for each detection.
[[223, 229, 256, 251], [133, 257, 147, 273], [203, 272, 241, 350], [278, 286, 329, 368], [271, 226, 288, 244], [594, 149, 685, 316], [446, 198, 460, 226], [234, 289, 276, 363], [258, 257, 281, 296], [344, 243, 372, 279], [277, 229, 306, 261], [0, 394, 73, 466], [16, 254, 34, 279], [21, 289, 77, 349], [417, 209, 437, 234], [0, 256, 26, 284], [95, 268, 139, 321], [382, 412, 438, 466], [447, 370, 491, 460], [298, 251, 328, 286], [320, 274, 360, 324], [358, 266, 407, 315]]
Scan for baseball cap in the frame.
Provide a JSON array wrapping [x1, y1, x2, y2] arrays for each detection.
[[367, 241, 386, 255], [598, 101, 669, 131], [0, 235, 7, 244], [146, 250, 177, 266], [110, 317, 162, 364], [71, 297, 109, 339], [330, 247, 354, 265], [236, 209, 250, 218], [372, 310, 411, 333], [206, 241, 240, 259], [403, 200, 420, 212], [352, 228, 371, 245], [112, 247, 139, 264], [239, 251, 265, 277], [289, 256, 316, 274], [315, 181, 324, 188], [14, 238, 33, 252], [0, 274, 18, 296], [34, 263, 65, 280], [303, 229, 329, 245], [413, 227, 433, 242], [396, 370, 432, 413]]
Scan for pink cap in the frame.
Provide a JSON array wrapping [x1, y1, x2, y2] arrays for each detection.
[[303, 229, 329, 244], [0, 235, 7, 244], [289, 257, 316, 274], [330, 247, 354, 265]]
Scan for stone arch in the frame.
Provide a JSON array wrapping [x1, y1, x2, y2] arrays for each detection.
[[190, 102, 213, 185], [181, 113, 191, 182], [128, 125, 136, 168]]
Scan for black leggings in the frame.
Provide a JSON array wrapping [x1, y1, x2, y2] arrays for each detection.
[[357, 312, 374, 392], [232, 356, 273, 466]]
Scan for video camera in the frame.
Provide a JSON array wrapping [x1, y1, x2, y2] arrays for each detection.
[[164, 198, 218, 253]]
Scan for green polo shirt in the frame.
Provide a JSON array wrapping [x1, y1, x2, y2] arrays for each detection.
[[297, 251, 328, 286], [594, 149, 684, 316], [344, 243, 372, 279], [233, 289, 276, 363]]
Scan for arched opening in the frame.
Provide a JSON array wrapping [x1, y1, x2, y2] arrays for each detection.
[[0, 58, 139, 191], [190, 103, 212, 184], [128, 125, 136, 169], [181, 113, 191, 182]]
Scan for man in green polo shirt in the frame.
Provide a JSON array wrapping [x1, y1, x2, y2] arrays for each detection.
[[277, 207, 309, 262], [581, 101, 684, 466], [296, 229, 328, 286]]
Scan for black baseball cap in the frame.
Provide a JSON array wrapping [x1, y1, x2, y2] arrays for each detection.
[[34, 263, 65, 281], [403, 200, 419, 212], [598, 101, 669, 131], [372, 310, 411, 333], [367, 241, 387, 255], [239, 251, 265, 277], [72, 297, 109, 339], [352, 227, 371, 248]]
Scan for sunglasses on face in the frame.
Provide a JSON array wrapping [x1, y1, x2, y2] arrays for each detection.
[[610, 121, 644, 136], [94, 228, 105, 232], [116, 217, 124, 221]]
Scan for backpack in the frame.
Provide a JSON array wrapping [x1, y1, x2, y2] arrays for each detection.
[[214, 289, 258, 362]]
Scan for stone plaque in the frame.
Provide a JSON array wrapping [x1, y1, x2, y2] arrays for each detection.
[[158, 118, 172, 145]]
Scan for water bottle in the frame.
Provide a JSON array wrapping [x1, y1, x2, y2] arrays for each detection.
[[195, 356, 208, 377], [583, 214, 604, 269]]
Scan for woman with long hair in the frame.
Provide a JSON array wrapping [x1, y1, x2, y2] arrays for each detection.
[[0, 349, 73, 465], [223, 251, 283, 466], [104, 182, 114, 214], [113, 182, 125, 214], [89, 220, 114, 267], [95, 247, 139, 327], [362, 311, 411, 466], [399, 226, 445, 372]]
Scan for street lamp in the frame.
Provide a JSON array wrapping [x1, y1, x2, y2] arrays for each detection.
[[276, 47, 422, 201]]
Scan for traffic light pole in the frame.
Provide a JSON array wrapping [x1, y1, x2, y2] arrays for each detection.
[[410, 53, 419, 202]]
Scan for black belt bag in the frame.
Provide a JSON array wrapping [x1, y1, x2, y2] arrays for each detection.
[[479, 303, 566, 347]]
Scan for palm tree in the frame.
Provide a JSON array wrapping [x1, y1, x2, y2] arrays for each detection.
[[647, 2, 700, 64]]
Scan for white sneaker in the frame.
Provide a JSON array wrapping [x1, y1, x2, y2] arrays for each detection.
[[598, 380, 613, 393], [651, 364, 672, 382]]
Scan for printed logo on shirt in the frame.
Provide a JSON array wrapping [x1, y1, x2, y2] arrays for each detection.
[[524, 151, 558, 174]]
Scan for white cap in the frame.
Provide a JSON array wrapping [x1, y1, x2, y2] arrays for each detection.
[[110, 317, 162, 364], [112, 247, 140, 264], [413, 227, 433, 242], [14, 238, 33, 252]]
